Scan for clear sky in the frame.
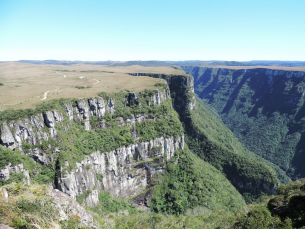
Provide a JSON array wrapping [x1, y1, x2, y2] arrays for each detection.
[[0, 0, 304, 61]]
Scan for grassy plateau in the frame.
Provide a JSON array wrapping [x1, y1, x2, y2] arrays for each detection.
[[0, 62, 185, 111]]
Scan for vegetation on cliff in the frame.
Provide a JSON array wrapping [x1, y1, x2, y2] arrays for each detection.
[[150, 147, 246, 215], [183, 66, 305, 180], [97, 179, 305, 228], [0, 146, 54, 185], [3, 70, 305, 228], [181, 98, 279, 202]]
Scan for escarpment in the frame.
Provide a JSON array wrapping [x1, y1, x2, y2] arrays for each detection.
[[0, 71, 281, 218], [183, 66, 305, 179], [129, 73, 196, 112], [134, 72, 279, 198], [0, 84, 187, 207], [58, 135, 184, 207]]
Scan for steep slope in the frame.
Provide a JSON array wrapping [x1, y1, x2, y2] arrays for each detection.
[[0, 75, 246, 220], [182, 98, 279, 201], [0, 86, 185, 206], [133, 73, 279, 201], [150, 147, 246, 214], [233, 179, 305, 228], [182, 66, 305, 179]]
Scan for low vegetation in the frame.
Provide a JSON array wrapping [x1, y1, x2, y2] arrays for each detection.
[[88, 179, 305, 228], [0, 183, 89, 229], [0, 62, 183, 111]]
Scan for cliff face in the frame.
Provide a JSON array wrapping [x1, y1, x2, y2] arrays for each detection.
[[130, 72, 279, 198], [0, 84, 187, 207], [0, 88, 170, 164], [129, 73, 196, 112], [59, 135, 184, 207], [182, 66, 305, 179], [0, 163, 30, 183]]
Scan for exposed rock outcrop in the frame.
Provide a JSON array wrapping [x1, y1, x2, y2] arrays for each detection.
[[89, 97, 106, 117], [151, 89, 170, 105], [0, 88, 171, 154], [51, 189, 94, 227], [0, 163, 30, 184], [0, 124, 15, 150], [0, 87, 180, 208], [77, 100, 91, 130], [106, 97, 115, 114], [129, 73, 196, 112], [57, 135, 184, 207], [0, 224, 14, 229]]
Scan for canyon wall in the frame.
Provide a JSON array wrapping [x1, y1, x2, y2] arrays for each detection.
[[183, 66, 305, 179]]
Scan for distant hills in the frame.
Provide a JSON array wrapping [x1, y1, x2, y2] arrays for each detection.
[[10, 60, 305, 67]]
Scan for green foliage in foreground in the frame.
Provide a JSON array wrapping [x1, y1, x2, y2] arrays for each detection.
[[4, 181, 305, 229], [232, 179, 305, 228], [113, 210, 236, 229], [0, 183, 89, 229], [233, 205, 292, 229], [182, 98, 280, 200], [150, 147, 246, 215], [94, 180, 305, 228], [267, 179, 305, 228]]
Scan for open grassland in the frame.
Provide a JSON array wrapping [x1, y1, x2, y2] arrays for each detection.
[[0, 62, 185, 111]]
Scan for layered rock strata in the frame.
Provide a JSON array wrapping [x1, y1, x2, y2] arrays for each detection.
[[0, 88, 179, 206], [129, 73, 196, 111], [58, 135, 184, 207], [0, 89, 169, 155]]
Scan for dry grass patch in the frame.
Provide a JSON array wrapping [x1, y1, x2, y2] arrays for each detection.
[[0, 62, 184, 111]]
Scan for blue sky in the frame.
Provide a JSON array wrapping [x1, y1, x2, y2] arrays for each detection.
[[0, 0, 304, 61]]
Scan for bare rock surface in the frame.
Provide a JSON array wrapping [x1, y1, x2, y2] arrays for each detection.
[[0, 163, 30, 184], [0, 123, 16, 150], [51, 189, 94, 227], [58, 135, 184, 207]]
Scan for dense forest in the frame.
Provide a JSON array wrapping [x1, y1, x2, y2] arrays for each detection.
[[183, 66, 305, 180]]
